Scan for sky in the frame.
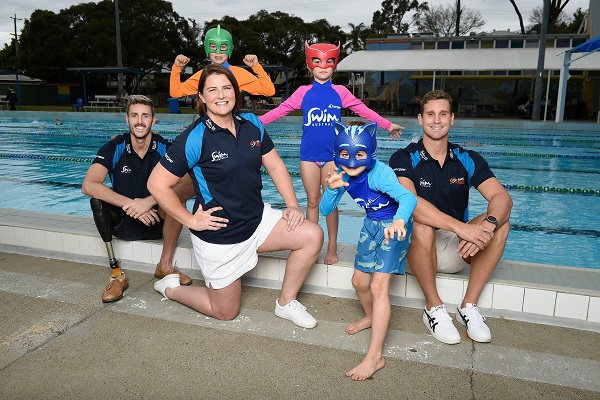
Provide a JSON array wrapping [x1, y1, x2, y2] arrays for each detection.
[[0, 0, 591, 48]]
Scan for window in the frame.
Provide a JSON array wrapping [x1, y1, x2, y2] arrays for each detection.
[[495, 40, 509, 48], [437, 41, 450, 49], [451, 41, 465, 49], [556, 38, 570, 48], [510, 40, 524, 48]]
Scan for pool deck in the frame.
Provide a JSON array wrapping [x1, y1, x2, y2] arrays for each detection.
[[1, 207, 599, 331], [2, 207, 600, 398]]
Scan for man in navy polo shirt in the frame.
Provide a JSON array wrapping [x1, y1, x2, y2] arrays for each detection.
[[389, 90, 512, 345], [82, 95, 193, 303]]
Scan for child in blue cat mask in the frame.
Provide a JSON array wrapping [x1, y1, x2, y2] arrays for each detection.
[[320, 120, 416, 381]]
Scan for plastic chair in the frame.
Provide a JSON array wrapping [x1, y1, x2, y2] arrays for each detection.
[[72, 98, 83, 112]]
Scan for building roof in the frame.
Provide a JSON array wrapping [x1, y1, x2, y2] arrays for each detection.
[[337, 47, 600, 72]]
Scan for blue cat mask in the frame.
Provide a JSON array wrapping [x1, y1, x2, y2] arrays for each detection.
[[333, 121, 378, 169]]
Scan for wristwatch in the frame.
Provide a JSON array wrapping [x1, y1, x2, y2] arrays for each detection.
[[484, 215, 498, 231]]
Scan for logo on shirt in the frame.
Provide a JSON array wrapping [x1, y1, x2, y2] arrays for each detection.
[[205, 119, 216, 131], [211, 151, 229, 162], [165, 154, 173, 163], [305, 107, 340, 126], [121, 166, 132, 174], [419, 178, 432, 188], [450, 177, 465, 185], [95, 155, 105, 160], [392, 167, 405, 172], [249, 140, 261, 147], [419, 150, 429, 161], [328, 103, 342, 110]]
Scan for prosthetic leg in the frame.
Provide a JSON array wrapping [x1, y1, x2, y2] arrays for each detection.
[[91, 198, 129, 302]]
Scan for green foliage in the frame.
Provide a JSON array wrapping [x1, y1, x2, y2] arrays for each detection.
[[16, 0, 200, 90], [371, 0, 429, 35]]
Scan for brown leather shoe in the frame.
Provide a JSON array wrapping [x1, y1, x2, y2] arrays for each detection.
[[154, 264, 192, 286], [101, 272, 129, 303]]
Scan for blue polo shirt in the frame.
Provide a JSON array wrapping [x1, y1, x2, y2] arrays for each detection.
[[93, 132, 169, 199], [91, 132, 169, 240], [389, 139, 495, 222], [160, 113, 275, 244]]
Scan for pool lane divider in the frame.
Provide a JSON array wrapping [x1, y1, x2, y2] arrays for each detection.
[[0, 153, 597, 196]]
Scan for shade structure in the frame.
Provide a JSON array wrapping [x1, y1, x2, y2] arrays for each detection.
[[337, 47, 600, 72]]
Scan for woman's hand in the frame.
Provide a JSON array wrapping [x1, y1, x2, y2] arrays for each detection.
[[282, 205, 304, 231], [190, 206, 228, 231]]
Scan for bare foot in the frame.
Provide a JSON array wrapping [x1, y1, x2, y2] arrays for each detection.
[[345, 356, 385, 381], [324, 249, 338, 265], [346, 317, 372, 335]]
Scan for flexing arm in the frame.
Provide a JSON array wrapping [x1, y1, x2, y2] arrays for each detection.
[[170, 54, 202, 98], [239, 55, 276, 97]]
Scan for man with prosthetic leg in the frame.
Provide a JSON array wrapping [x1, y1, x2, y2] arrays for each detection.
[[82, 95, 193, 303]]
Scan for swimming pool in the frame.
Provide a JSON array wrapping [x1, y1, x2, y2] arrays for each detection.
[[0, 113, 598, 269]]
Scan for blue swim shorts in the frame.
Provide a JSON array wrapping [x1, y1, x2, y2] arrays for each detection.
[[354, 217, 413, 275]]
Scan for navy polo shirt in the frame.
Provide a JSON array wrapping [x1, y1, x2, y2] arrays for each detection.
[[160, 113, 275, 244], [93, 132, 169, 199], [389, 139, 495, 222]]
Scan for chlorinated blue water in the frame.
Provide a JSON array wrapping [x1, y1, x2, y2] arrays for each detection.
[[0, 115, 599, 269]]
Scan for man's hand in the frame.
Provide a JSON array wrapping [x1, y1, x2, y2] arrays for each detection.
[[189, 205, 228, 232], [123, 198, 160, 226], [384, 219, 406, 245], [388, 123, 404, 140], [242, 54, 259, 68], [174, 54, 190, 68], [456, 222, 494, 258], [325, 170, 348, 190], [282, 205, 305, 231]]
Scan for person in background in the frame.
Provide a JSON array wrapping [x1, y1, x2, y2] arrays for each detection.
[[170, 24, 275, 99], [148, 64, 323, 329], [320, 120, 416, 380], [82, 95, 193, 303], [389, 90, 512, 345], [260, 41, 404, 266], [6, 86, 17, 110]]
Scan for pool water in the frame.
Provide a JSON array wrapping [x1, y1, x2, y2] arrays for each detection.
[[0, 115, 599, 269]]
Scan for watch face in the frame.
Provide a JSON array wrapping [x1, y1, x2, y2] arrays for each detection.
[[487, 216, 497, 223]]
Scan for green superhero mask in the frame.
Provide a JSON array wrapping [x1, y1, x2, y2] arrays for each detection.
[[204, 25, 233, 58]]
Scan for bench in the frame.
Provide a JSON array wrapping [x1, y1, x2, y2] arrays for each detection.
[[85, 95, 122, 112], [0, 95, 9, 110]]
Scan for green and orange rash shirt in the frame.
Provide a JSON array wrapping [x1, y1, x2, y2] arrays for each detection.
[[169, 62, 275, 98]]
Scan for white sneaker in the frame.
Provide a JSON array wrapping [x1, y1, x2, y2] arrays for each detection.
[[275, 299, 317, 328], [423, 304, 461, 344], [518, 105, 526, 112], [153, 273, 180, 299], [456, 301, 492, 343]]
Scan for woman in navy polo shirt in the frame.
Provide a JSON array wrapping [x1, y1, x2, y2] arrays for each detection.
[[148, 64, 324, 329]]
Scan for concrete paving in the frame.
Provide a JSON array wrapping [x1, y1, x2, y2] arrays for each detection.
[[1, 251, 600, 399]]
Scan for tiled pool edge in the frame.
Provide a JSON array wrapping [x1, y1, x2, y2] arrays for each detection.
[[1, 207, 599, 330]]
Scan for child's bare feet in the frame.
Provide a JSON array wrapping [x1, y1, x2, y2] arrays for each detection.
[[345, 317, 372, 335], [324, 248, 338, 265], [345, 355, 385, 381]]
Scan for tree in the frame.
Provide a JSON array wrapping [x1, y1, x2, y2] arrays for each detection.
[[16, 0, 199, 91], [509, 0, 575, 34], [416, 3, 485, 36], [344, 22, 369, 54], [528, 5, 587, 33], [508, 0, 527, 34], [371, 0, 429, 35]]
